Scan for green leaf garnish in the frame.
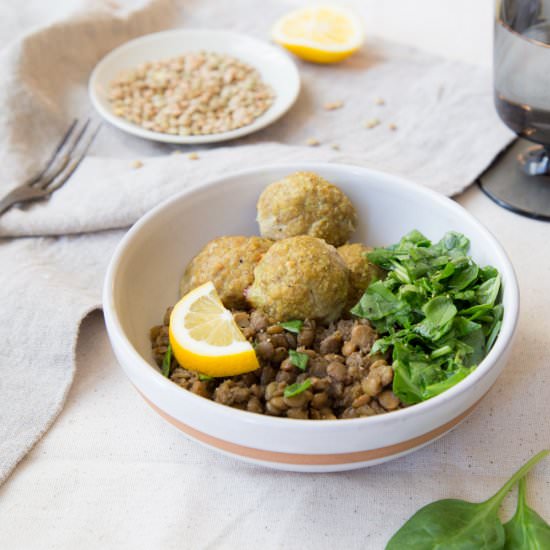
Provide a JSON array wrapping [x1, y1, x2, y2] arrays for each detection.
[[198, 373, 213, 381], [289, 349, 309, 371], [353, 230, 503, 404], [386, 450, 549, 550], [279, 320, 303, 334], [161, 344, 172, 377], [504, 477, 550, 548], [284, 379, 312, 398]]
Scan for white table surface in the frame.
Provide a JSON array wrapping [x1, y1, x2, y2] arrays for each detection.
[[2, 1, 549, 549]]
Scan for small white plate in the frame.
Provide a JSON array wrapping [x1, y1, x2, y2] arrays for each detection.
[[89, 29, 300, 144]]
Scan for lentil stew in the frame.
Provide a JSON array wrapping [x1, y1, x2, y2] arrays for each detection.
[[151, 307, 403, 419]]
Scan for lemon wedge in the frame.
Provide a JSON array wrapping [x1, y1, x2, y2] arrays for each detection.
[[169, 282, 259, 377], [271, 5, 364, 64]]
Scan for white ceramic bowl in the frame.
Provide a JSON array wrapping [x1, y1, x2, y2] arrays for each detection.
[[89, 29, 300, 144], [103, 163, 519, 472]]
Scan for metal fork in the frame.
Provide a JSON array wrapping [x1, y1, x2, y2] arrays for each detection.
[[0, 118, 101, 216]]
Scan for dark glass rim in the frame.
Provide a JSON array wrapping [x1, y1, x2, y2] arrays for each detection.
[[477, 179, 550, 221]]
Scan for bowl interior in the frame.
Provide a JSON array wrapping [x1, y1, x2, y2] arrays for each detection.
[[90, 29, 300, 144], [107, 164, 517, 381]]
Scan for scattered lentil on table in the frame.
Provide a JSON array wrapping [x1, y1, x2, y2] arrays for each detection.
[[108, 51, 275, 136], [306, 137, 320, 146], [323, 100, 344, 111], [364, 118, 380, 129]]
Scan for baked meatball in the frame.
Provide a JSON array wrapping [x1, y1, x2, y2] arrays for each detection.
[[256, 172, 357, 247], [338, 243, 386, 309], [246, 236, 349, 322], [180, 236, 272, 309]]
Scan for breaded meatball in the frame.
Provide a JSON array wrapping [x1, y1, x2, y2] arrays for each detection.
[[256, 172, 357, 247], [246, 236, 349, 322], [180, 236, 272, 309], [338, 243, 386, 309]]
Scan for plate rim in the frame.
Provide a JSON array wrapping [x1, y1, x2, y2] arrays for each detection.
[[88, 28, 301, 144]]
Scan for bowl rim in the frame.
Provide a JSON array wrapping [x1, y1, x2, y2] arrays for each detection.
[[88, 28, 301, 144], [103, 162, 520, 430]]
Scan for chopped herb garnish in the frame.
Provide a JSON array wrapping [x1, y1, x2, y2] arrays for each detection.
[[284, 379, 312, 398], [161, 344, 172, 377], [352, 230, 503, 405], [289, 349, 309, 371], [279, 319, 303, 334], [198, 373, 214, 381]]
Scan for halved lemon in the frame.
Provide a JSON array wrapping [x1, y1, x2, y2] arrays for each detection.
[[169, 282, 259, 377], [271, 5, 364, 64]]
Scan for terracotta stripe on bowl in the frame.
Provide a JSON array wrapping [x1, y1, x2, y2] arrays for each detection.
[[140, 392, 481, 466]]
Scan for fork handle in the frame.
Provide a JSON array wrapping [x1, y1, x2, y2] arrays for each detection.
[[0, 185, 44, 216], [0, 189, 21, 216]]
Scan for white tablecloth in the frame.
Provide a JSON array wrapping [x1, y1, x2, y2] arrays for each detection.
[[1, 1, 549, 549]]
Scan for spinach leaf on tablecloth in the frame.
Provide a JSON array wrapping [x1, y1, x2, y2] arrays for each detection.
[[386, 451, 549, 550], [504, 477, 550, 549]]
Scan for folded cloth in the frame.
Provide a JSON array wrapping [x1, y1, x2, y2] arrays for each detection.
[[0, 0, 513, 484]]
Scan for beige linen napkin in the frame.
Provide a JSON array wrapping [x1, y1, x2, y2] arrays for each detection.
[[0, 0, 513, 484]]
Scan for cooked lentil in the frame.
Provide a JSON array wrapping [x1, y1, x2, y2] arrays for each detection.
[[151, 306, 403, 420], [108, 51, 274, 136]]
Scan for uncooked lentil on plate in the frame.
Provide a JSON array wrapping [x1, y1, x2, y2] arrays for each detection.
[[108, 51, 274, 136]]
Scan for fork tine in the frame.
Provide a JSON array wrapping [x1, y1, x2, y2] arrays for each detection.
[[28, 119, 78, 186], [61, 118, 92, 160], [42, 122, 102, 195], [0, 119, 100, 216], [39, 118, 93, 191]]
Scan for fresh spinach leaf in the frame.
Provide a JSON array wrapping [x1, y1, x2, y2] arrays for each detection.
[[386, 450, 549, 550], [448, 261, 479, 290], [460, 303, 495, 320], [477, 275, 501, 306], [460, 327, 486, 367], [351, 280, 409, 322], [422, 366, 473, 400], [480, 265, 499, 281], [289, 349, 309, 371], [432, 261, 456, 282], [437, 231, 470, 254], [504, 477, 550, 549], [392, 360, 424, 404], [486, 305, 504, 354], [392, 344, 448, 404], [356, 230, 504, 404], [453, 316, 482, 337], [414, 296, 457, 341], [453, 289, 477, 302]]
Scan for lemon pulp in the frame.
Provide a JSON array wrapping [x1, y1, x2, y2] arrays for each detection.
[[169, 282, 259, 377]]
